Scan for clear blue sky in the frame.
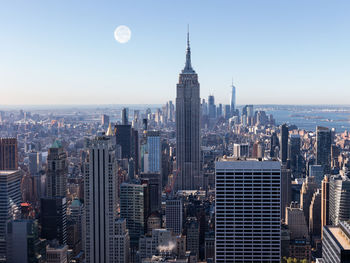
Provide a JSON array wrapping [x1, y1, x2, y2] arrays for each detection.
[[1, 0, 350, 105]]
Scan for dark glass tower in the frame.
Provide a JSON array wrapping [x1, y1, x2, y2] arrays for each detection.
[[316, 126, 332, 174], [279, 124, 289, 164], [175, 30, 201, 190]]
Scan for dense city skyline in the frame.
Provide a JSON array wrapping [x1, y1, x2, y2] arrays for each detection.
[[2, 2, 350, 263], [1, 1, 350, 105]]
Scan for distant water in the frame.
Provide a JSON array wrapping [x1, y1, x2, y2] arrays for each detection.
[[252, 105, 350, 132]]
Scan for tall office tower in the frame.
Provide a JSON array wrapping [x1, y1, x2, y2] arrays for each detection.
[[208, 95, 216, 119], [288, 134, 302, 176], [175, 31, 201, 190], [121, 107, 129, 125], [331, 144, 340, 169], [140, 173, 161, 213], [279, 124, 289, 164], [309, 164, 324, 186], [115, 124, 131, 159], [316, 126, 332, 174], [46, 242, 68, 263], [281, 165, 291, 222], [224, 105, 231, 120], [120, 183, 146, 247], [40, 197, 67, 245], [0, 138, 18, 170], [322, 221, 350, 263], [28, 151, 42, 175], [83, 136, 118, 263], [270, 132, 280, 158], [309, 189, 321, 239], [146, 131, 161, 173], [201, 99, 208, 116], [101, 114, 110, 128], [47, 141, 68, 198], [115, 218, 130, 263], [6, 219, 46, 263], [329, 174, 350, 226], [0, 170, 21, 261], [69, 198, 83, 248], [230, 81, 236, 116], [286, 203, 310, 240], [321, 175, 329, 238], [300, 176, 317, 227], [131, 128, 139, 176], [184, 217, 199, 258], [215, 158, 281, 262], [166, 199, 183, 235], [217, 103, 223, 118]]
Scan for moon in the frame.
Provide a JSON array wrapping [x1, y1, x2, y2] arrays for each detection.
[[114, 25, 131, 44]]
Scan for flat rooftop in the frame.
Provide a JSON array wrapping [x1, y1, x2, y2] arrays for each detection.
[[0, 170, 20, 175], [328, 226, 350, 250]]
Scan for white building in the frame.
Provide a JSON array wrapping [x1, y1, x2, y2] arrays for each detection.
[[215, 158, 281, 262], [83, 136, 118, 263]]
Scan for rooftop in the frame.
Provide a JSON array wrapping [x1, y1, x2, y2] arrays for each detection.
[[328, 226, 350, 250]]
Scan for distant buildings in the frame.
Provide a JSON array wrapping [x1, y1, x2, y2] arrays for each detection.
[[215, 158, 281, 262], [230, 81, 236, 116]]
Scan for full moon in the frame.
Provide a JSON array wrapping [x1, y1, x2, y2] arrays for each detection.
[[114, 25, 131, 44]]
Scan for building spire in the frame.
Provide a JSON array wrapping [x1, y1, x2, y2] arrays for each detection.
[[182, 25, 195, 73]]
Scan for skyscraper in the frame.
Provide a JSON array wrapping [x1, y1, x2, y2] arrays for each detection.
[[321, 175, 329, 238], [279, 124, 289, 164], [316, 126, 332, 174], [0, 170, 21, 261], [165, 199, 183, 235], [40, 197, 67, 245], [121, 108, 129, 125], [47, 140, 68, 198], [215, 158, 281, 262], [329, 173, 350, 226], [115, 218, 130, 263], [83, 136, 118, 263], [175, 31, 201, 190], [115, 124, 131, 159], [230, 81, 236, 116], [146, 131, 161, 173], [6, 219, 46, 263], [0, 138, 18, 170], [120, 183, 146, 247]]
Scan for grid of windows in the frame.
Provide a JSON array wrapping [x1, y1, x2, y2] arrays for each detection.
[[215, 160, 281, 262]]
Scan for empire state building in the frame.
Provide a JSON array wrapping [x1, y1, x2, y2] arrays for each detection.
[[175, 31, 201, 190]]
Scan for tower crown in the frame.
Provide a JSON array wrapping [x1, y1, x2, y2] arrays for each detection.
[[182, 26, 195, 74]]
